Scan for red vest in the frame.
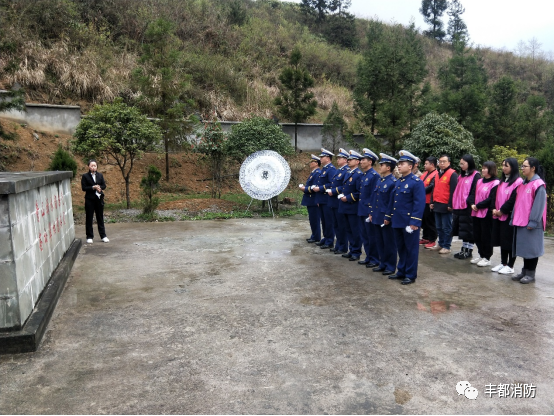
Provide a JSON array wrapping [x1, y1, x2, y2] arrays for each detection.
[[433, 168, 455, 204], [421, 170, 438, 204]]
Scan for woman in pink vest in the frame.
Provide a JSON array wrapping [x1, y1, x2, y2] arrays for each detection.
[[452, 154, 481, 259], [491, 158, 523, 275], [470, 161, 500, 267], [510, 157, 547, 284]]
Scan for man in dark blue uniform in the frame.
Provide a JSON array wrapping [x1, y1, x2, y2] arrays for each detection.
[[358, 148, 381, 267], [369, 154, 398, 275], [312, 148, 337, 249], [325, 148, 350, 254], [388, 150, 426, 285], [337, 150, 364, 261], [300, 155, 322, 243]]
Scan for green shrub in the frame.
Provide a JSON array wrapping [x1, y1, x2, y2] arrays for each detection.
[[140, 165, 162, 215], [48, 145, 78, 178]]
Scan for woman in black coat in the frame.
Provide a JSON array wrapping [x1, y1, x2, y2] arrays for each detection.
[[81, 159, 109, 243]]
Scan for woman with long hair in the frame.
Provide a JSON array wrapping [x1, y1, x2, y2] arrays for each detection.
[[491, 158, 523, 275], [510, 157, 547, 284], [470, 161, 500, 267], [452, 154, 481, 259]]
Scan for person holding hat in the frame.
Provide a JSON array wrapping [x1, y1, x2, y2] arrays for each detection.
[[300, 155, 322, 244], [369, 153, 398, 275], [357, 148, 381, 267], [337, 150, 364, 261], [387, 150, 426, 285], [312, 148, 337, 249], [325, 148, 350, 254]]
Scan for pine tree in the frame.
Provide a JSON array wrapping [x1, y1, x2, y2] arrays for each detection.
[[420, 0, 448, 41], [485, 76, 517, 147], [274, 48, 318, 152], [322, 101, 347, 154], [447, 0, 468, 42]]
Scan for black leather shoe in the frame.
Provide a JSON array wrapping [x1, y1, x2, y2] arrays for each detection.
[[342, 253, 352, 258], [382, 270, 395, 276], [315, 241, 324, 246], [401, 278, 416, 285], [330, 247, 337, 252], [366, 262, 379, 268], [372, 267, 385, 272], [320, 244, 332, 249], [349, 257, 360, 261], [388, 274, 403, 280], [358, 259, 370, 265], [307, 239, 317, 243], [335, 251, 347, 255]]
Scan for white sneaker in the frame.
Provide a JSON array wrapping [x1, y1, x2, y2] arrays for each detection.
[[86, 239, 93, 244], [470, 257, 482, 264], [102, 237, 110, 243], [491, 263, 504, 272], [498, 266, 515, 274], [477, 258, 491, 267]]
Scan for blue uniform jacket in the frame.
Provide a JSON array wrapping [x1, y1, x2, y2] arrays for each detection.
[[390, 173, 426, 228], [301, 168, 322, 207], [338, 167, 363, 215], [325, 165, 349, 209], [370, 173, 396, 225], [358, 167, 380, 217], [315, 163, 336, 205]]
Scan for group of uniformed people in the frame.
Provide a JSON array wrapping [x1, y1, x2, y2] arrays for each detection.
[[300, 148, 425, 285]]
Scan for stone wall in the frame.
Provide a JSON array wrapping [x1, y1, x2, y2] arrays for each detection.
[[0, 172, 75, 330]]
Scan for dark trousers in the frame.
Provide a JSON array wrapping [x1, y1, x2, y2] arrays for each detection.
[[393, 227, 420, 280], [319, 204, 335, 246], [331, 207, 347, 252], [373, 223, 397, 272], [421, 204, 437, 241], [523, 257, 539, 271], [307, 205, 321, 241], [343, 213, 361, 257], [501, 249, 516, 268], [359, 216, 379, 263], [473, 215, 493, 259], [85, 197, 106, 239]]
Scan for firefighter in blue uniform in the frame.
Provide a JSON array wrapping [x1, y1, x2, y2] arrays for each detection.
[[337, 150, 364, 261], [369, 153, 398, 275], [358, 148, 381, 266], [325, 148, 350, 254], [301, 155, 322, 243], [387, 150, 426, 285], [312, 148, 337, 249]]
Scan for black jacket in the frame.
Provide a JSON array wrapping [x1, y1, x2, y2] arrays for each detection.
[[81, 171, 106, 200]]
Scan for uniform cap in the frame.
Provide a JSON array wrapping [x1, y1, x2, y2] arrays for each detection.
[[398, 150, 419, 164], [379, 153, 398, 165], [319, 148, 334, 158], [310, 154, 321, 162], [348, 150, 362, 160], [337, 148, 349, 158], [362, 148, 378, 161]]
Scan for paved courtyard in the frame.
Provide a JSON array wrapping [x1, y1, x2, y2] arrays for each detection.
[[1, 218, 554, 414]]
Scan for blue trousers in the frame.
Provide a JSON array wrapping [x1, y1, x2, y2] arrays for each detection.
[[343, 213, 361, 257], [331, 207, 347, 252], [435, 211, 453, 249], [319, 204, 335, 246], [307, 205, 321, 241], [372, 223, 397, 272], [337, 211, 352, 252], [393, 227, 420, 281], [360, 216, 379, 263]]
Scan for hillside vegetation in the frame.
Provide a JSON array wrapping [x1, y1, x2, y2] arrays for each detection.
[[1, 0, 553, 157]]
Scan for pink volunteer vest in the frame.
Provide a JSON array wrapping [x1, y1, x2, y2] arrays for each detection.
[[495, 177, 523, 221], [512, 179, 547, 230], [471, 178, 500, 218], [452, 171, 478, 210]]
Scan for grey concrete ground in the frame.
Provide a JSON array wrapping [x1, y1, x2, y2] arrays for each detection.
[[1, 218, 554, 414]]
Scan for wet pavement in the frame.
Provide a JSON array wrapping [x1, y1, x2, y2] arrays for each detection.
[[1, 217, 554, 414]]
